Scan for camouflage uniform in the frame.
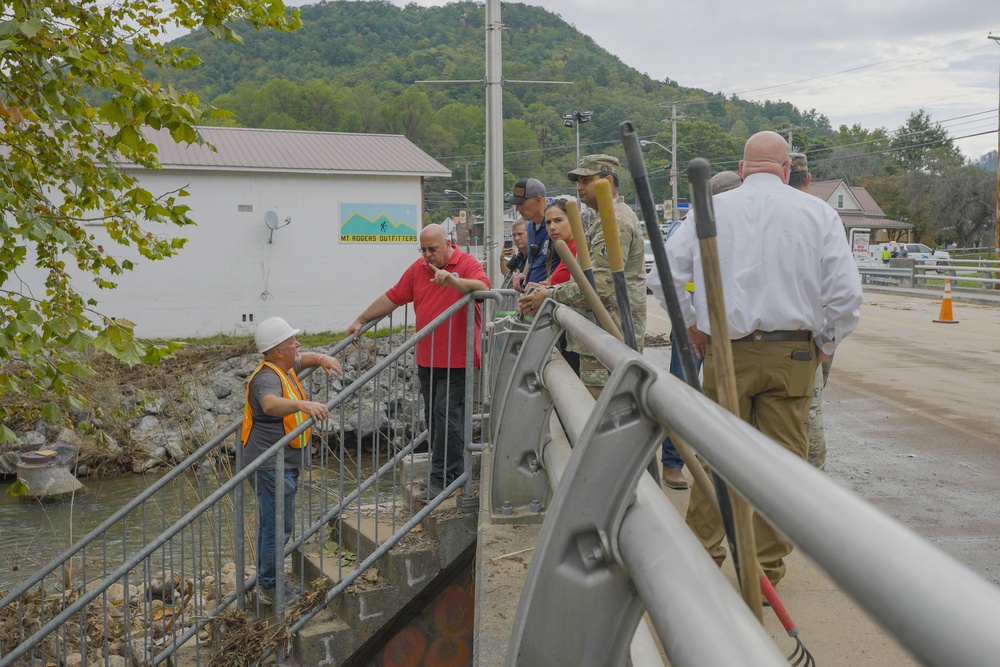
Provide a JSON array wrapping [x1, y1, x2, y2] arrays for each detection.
[[550, 155, 646, 392], [790, 152, 808, 173], [791, 152, 830, 471], [808, 355, 833, 470]]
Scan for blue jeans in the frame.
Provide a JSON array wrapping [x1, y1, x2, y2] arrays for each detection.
[[662, 332, 702, 469], [251, 468, 298, 589], [417, 366, 466, 488]]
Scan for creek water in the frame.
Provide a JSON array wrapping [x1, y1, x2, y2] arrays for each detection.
[[0, 470, 236, 592], [0, 455, 388, 594]]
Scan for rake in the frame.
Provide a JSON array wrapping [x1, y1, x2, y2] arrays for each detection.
[[760, 575, 816, 666]]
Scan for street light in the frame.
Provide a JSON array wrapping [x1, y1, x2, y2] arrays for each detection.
[[640, 140, 678, 223], [562, 110, 593, 167]]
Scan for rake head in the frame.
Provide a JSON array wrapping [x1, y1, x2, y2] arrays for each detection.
[[786, 635, 815, 667]]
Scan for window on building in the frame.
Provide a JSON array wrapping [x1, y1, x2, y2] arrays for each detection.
[[837, 194, 844, 209], [238, 204, 253, 213]]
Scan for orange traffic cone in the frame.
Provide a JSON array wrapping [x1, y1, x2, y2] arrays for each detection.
[[933, 277, 959, 324]]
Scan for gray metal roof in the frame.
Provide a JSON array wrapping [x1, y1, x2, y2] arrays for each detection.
[[138, 126, 451, 177]]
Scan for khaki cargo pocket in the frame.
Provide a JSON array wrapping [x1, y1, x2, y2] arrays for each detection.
[[786, 347, 815, 398]]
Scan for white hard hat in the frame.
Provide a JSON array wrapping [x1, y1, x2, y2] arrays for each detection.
[[254, 316, 299, 354]]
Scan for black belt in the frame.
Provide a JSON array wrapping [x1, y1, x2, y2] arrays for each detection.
[[733, 330, 811, 343]]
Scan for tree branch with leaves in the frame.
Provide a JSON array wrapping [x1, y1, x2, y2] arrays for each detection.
[[0, 0, 301, 442]]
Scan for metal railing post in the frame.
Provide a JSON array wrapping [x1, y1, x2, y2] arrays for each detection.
[[463, 299, 476, 499]]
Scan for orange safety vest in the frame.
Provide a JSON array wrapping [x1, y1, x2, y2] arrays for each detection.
[[241, 361, 310, 449]]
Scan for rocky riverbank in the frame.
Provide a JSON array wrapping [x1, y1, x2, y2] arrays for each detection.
[[1, 335, 424, 480]]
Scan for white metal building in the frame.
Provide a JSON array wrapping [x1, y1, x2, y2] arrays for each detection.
[[72, 127, 450, 339]]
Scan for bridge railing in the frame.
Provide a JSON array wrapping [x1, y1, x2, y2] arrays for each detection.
[[487, 298, 1000, 667], [913, 258, 1000, 288], [0, 295, 485, 667], [856, 259, 1000, 289]]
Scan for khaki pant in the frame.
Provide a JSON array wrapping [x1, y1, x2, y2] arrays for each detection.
[[685, 334, 816, 586]]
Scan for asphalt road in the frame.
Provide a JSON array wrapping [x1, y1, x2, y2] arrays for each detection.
[[823, 291, 1000, 585]]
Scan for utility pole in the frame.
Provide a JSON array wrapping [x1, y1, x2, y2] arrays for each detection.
[[785, 125, 805, 151], [990, 34, 1000, 289], [465, 162, 472, 245], [671, 103, 679, 222], [421, 0, 571, 287], [483, 0, 503, 287]]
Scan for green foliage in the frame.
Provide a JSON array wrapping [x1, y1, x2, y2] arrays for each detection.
[[7, 478, 28, 499], [890, 110, 963, 174], [155, 1, 840, 218], [0, 0, 300, 441], [152, 1, 992, 240]]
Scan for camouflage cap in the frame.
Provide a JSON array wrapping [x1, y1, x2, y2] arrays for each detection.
[[567, 154, 620, 182], [710, 170, 742, 195], [790, 152, 808, 173]]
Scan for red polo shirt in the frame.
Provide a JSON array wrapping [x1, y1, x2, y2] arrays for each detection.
[[546, 238, 577, 286], [385, 246, 489, 368]]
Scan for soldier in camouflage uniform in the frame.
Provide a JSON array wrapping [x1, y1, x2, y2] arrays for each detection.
[[517, 154, 646, 396], [789, 151, 831, 471]]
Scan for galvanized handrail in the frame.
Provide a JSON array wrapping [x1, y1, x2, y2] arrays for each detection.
[[492, 299, 1000, 667], [0, 332, 358, 616], [0, 293, 487, 667]]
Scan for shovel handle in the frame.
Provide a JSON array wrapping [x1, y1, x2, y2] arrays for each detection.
[[595, 180, 625, 273], [620, 121, 701, 388], [595, 179, 638, 351], [552, 240, 622, 341], [566, 199, 594, 276], [689, 156, 763, 620], [760, 576, 796, 635]]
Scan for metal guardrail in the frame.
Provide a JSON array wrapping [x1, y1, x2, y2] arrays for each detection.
[[487, 298, 1000, 666], [914, 259, 1000, 288], [857, 260, 1000, 289], [856, 265, 912, 286], [0, 296, 486, 667]]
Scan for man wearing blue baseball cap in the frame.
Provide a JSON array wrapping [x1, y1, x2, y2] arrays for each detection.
[[506, 177, 556, 291]]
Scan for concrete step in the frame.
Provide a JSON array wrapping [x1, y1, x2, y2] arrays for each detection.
[[293, 608, 355, 666], [293, 493, 477, 665]]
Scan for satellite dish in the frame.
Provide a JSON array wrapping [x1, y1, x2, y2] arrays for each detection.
[[264, 211, 292, 243], [264, 211, 280, 230]]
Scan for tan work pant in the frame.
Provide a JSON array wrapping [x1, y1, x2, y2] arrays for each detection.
[[685, 334, 816, 586]]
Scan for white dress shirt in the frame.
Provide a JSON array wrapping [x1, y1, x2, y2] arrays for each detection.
[[648, 172, 863, 354]]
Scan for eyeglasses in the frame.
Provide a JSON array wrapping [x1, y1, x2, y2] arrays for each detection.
[[418, 244, 441, 254]]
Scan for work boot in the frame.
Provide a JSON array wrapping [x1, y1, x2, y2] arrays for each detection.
[[257, 584, 300, 607], [413, 484, 445, 505], [661, 467, 688, 490]]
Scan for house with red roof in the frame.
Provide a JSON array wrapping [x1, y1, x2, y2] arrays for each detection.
[[809, 180, 913, 244]]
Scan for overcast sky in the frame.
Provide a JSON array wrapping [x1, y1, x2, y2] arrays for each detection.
[[382, 0, 1000, 161]]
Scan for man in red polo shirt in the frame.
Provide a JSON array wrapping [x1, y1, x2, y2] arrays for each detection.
[[347, 224, 489, 503]]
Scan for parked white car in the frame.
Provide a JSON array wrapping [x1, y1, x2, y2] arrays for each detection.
[[901, 243, 950, 265], [872, 242, 950, 266]]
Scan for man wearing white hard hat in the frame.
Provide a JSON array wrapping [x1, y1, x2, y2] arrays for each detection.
[[241, 316, 342, 606], [347, 224, 489, 505]]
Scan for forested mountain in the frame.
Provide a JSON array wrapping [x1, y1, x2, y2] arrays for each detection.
[[160, 3, 827, 197], [157, 0, 995, 245]]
